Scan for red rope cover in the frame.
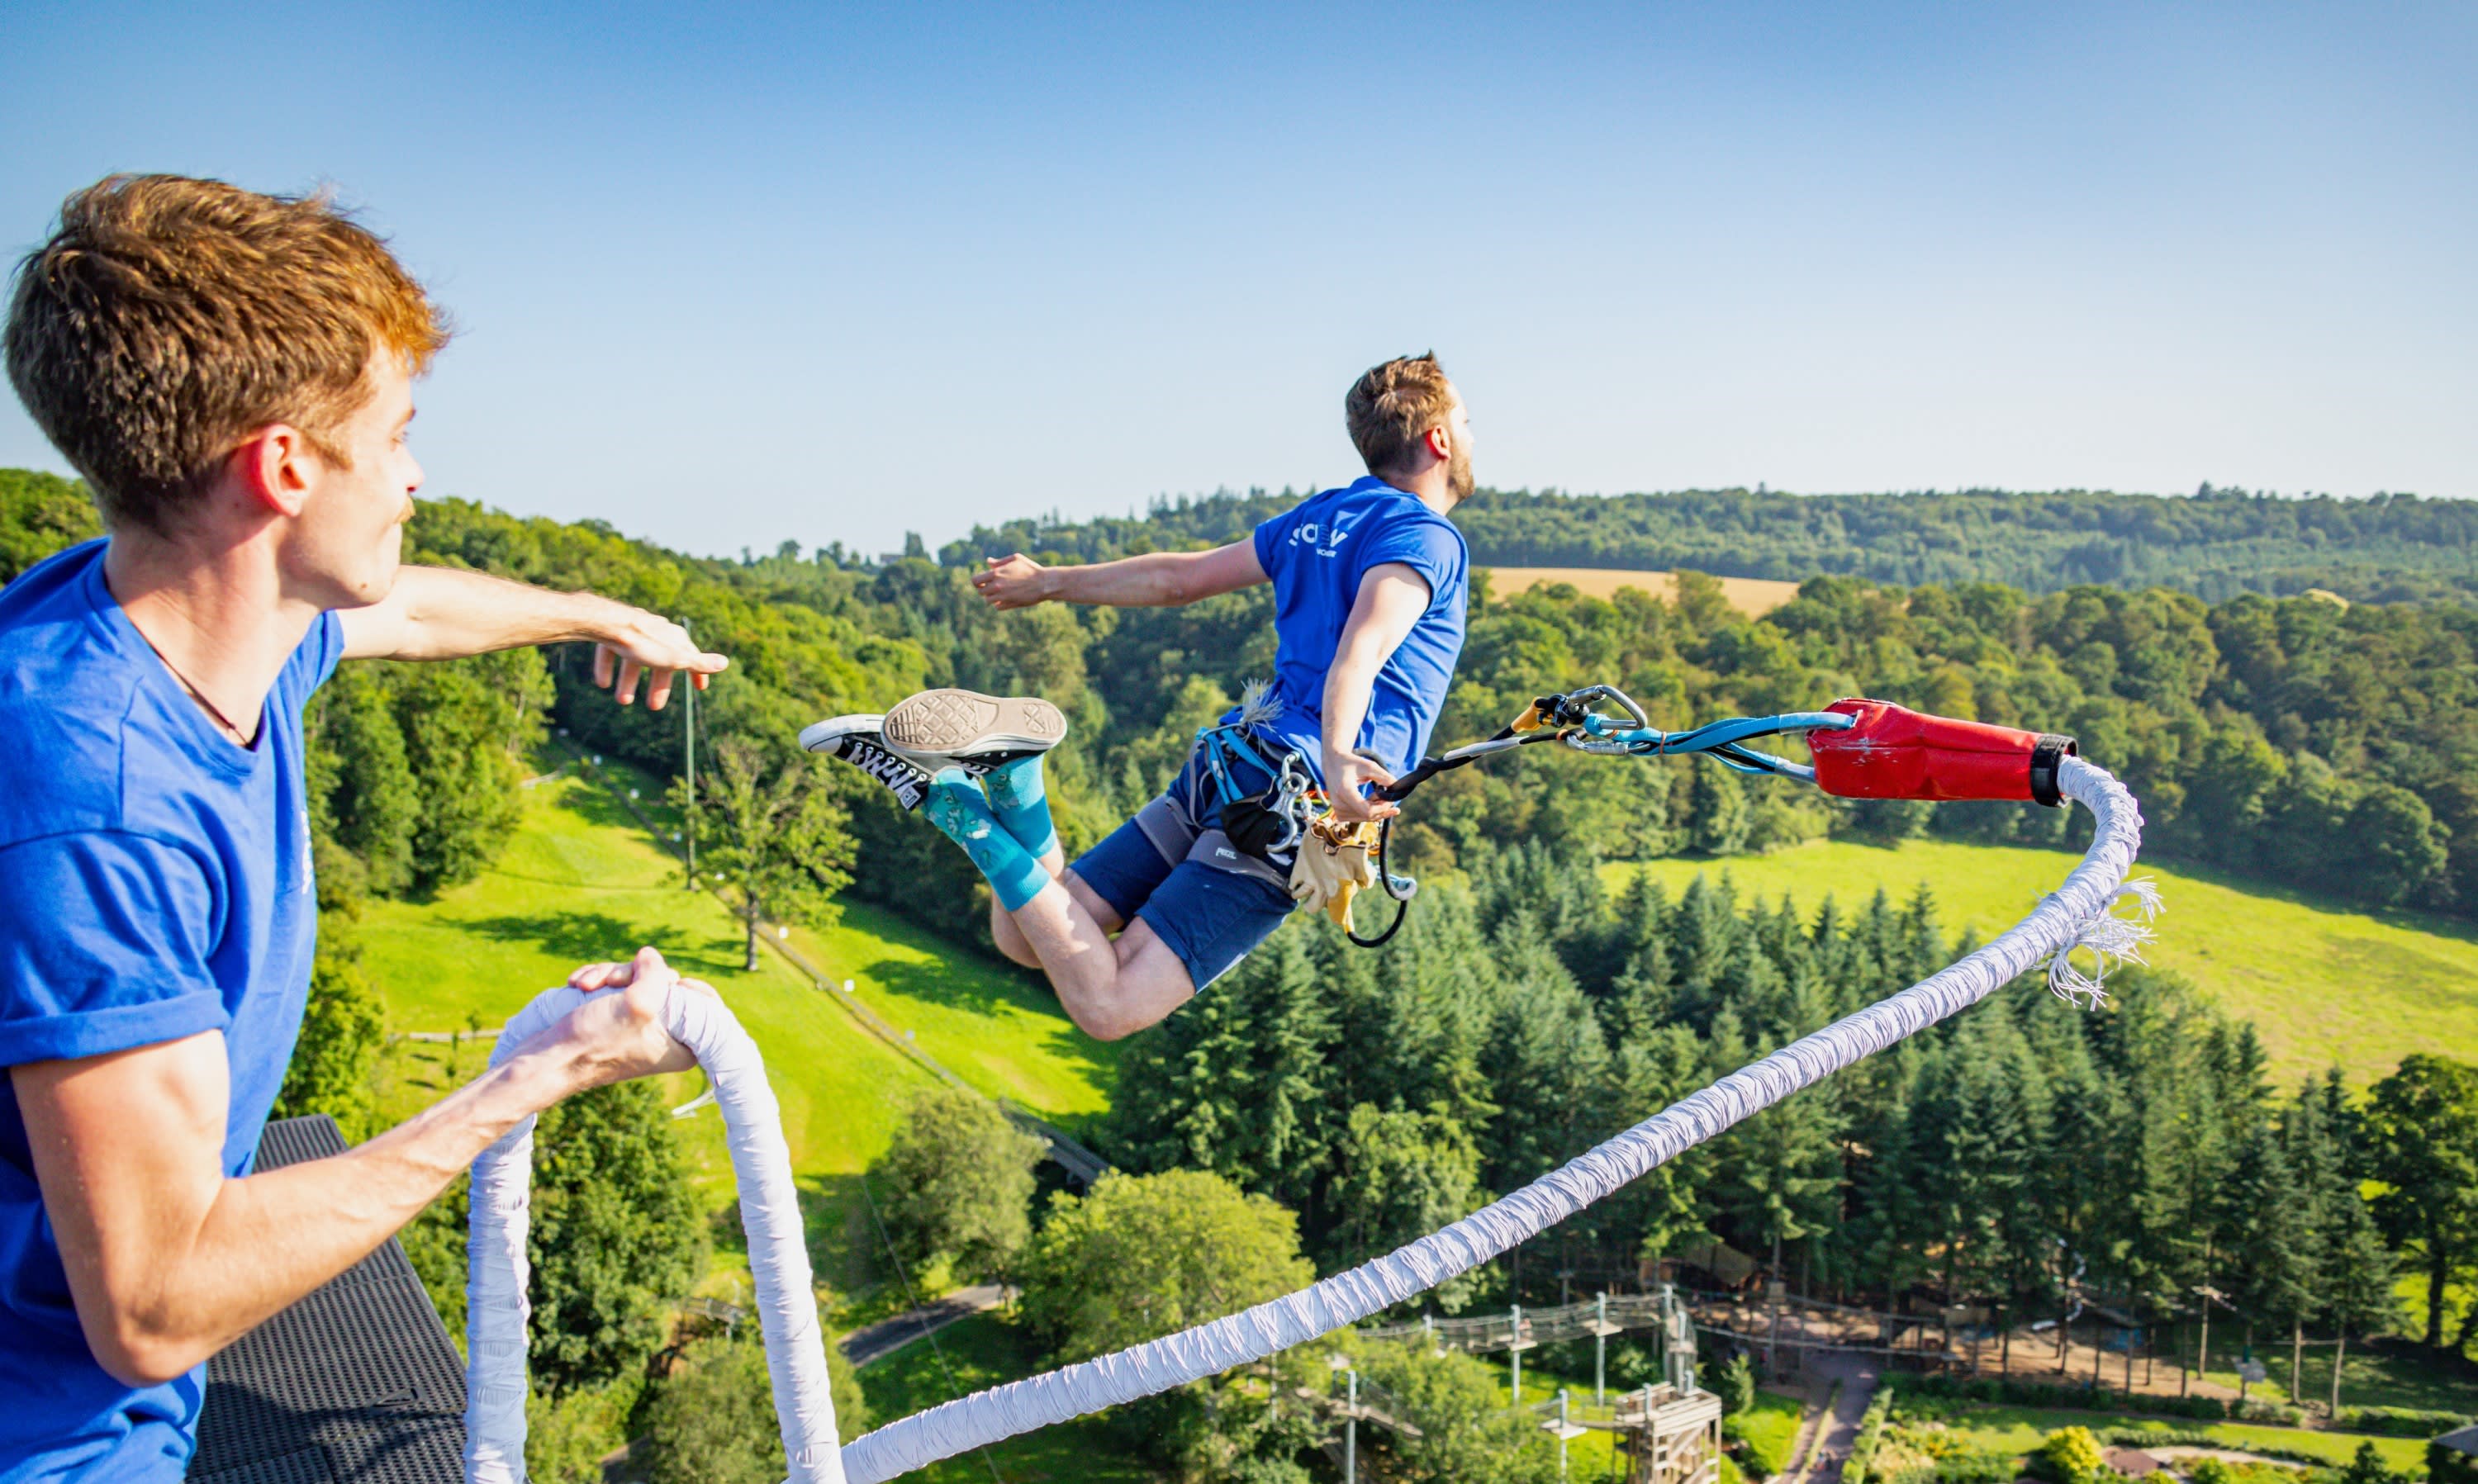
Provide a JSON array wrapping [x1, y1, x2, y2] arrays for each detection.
[[1808, 698, 2074, 805]]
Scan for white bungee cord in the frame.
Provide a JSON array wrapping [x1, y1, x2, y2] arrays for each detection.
[[463, 756, 2145, 1484], [463, 982, 845, 1483]]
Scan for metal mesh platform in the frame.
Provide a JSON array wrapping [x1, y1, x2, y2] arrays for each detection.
[[188, 1116, 467, 1483]]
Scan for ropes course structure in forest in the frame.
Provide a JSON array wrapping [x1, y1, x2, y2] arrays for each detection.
[[459, 693, 2155, 1484]]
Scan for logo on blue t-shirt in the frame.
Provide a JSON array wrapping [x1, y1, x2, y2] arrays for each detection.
[[1289, 509, 1366, 559]]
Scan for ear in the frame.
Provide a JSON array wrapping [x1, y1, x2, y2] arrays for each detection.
[[1423, 421, 1453, 464], [231, 424, 317, 519]]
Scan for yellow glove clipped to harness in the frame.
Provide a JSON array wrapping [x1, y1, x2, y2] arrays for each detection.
[[1289, 813, 1381, 932]]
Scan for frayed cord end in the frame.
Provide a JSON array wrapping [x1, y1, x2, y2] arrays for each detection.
[[1235, 679, 1284, 730], [2044, 876, 2161, 1011]]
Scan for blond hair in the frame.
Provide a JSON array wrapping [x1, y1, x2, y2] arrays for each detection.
[[1344, 352, 1455, 476], [5, 174, 450, 533]]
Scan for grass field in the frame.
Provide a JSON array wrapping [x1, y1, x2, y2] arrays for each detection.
[[1609, 837, 2478, 1086], [1485, 566, 1804, 616], [1887, 1397, 2433, 1474], [360, 760, 1116, 1295]]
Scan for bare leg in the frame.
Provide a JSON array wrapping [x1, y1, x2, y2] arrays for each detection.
[[1004, 880, 1196, 1040], [988, 854, 1119, 968]]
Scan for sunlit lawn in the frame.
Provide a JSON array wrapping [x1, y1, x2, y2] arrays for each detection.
[[358, 764, 1115, 1294], [1895, 1399, 2433, 1474]]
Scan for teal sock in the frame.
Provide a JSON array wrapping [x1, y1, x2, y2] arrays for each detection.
[[925, 769, 1049, 912], [980, 755, 1060, 860]]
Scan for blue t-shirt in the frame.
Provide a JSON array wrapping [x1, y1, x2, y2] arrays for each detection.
[[0, 540, 338, 1481], [1244, 476, 1469, 780]]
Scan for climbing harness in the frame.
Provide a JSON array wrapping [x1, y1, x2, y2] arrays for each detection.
[[1197, 720, 1313, 861]]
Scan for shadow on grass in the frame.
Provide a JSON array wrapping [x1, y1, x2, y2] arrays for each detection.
[[550, 778, 663, 837], [459, 912, 745, 979]]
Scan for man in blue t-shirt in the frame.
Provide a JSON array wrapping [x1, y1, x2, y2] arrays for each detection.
[[1, 176, 733, 1479], [805, 353, 1474, 1040]]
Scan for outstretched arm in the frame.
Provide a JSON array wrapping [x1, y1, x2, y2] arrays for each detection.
[[1319, 562, 1433, 823], [972, 540, 1267, 610], [335, 566, 727, 709]]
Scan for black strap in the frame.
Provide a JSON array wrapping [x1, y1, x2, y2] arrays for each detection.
[[2029, 733, 2077, 808]]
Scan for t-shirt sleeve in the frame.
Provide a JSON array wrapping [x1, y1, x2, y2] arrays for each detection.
[[1252, 510, 1291, 573], [0, 832, 228, 1065], [1355, 514, 1466, 607], [282, 609, 346, 700]]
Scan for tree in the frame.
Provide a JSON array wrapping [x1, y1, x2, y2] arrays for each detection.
[[2032, 1427, 2105, 1484], [527, 1081, 710, 1394], [1107, 927, 1337, 1216], [2225, 1121, 2314, 1348], [2363, 1055, 2478, 1348], [1708, 1352, 1757, 1416], [675, 736, 855, 970], [870, 1085, 1047, 1282], [1689, 762, 1751, 856], [1329, 1102, 1483, 1273], [2340, 1440, 2408, 1484], [1018, 1169, 1313, 1363], [637, 1333, 869, 1484], [0, 467, 100, 582], [1347, 1338, 1563, 1484], [271, 919, 385, 1140]]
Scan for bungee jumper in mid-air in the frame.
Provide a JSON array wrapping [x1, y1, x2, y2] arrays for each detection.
[[805, 352, 1476, 1040]]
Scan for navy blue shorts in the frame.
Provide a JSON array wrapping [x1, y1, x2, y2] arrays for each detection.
[[1069, 737, 1297, 991]]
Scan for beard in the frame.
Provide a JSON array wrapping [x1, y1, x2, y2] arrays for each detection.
[[1446, 442, 1475, 503]]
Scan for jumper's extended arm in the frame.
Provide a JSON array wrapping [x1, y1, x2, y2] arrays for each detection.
[[972, 542, 1268, 610]]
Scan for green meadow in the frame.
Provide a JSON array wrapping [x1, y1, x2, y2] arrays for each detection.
[[360, 761, 1115, 1295], [1610, 838, 2478, 1086]]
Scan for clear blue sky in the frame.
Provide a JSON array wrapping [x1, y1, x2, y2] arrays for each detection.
[[5, 2, 2472, 558]]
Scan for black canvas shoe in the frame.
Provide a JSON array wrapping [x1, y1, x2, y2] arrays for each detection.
[[880, 688, 1067, 774], [800, 714, 933, 811]]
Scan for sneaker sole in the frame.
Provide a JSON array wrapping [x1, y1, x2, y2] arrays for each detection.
[[882, 690, 1066, 767]]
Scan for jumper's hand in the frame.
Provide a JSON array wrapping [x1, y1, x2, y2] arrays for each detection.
[[1322, 751, 1399, 823], [974, 554, 1054, 610], [590, 604, 728, 711], [533, 947, 714, 1090]]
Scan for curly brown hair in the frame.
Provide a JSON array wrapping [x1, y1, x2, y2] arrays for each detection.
[[5, 174, 449, 534], [1343, 352, 1456, 476]]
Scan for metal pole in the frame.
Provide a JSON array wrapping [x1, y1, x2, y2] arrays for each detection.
[[1512, 1304, 1524, 1406], [1597, 1292, 1609, 1406], [1559, 1388, 1571, 1480], [681, 616, 696, 886], [1346, 1368, 1358, 1484]]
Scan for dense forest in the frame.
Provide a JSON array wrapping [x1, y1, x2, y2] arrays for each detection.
[[945, 484, 2478, 605]]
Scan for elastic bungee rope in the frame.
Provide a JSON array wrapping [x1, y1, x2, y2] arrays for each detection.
[[463, 725, 2143, 1483], [463, 985, 847, 1483]]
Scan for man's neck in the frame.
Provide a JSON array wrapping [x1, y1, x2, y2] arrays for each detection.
[[102, 526, 320, 746], [1379, 466, 1460, 519]]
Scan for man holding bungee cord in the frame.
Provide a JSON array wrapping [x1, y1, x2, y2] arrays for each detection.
[[806, 353, 1475, 1041]]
